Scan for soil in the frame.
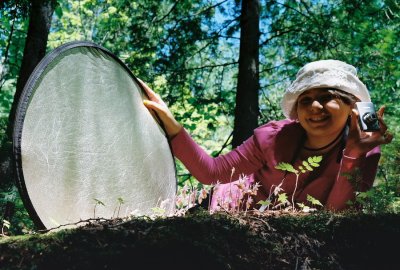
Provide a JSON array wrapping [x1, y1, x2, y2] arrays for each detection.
[[0, 209, 399, 270]]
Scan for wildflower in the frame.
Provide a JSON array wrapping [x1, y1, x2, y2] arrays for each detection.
[[246, 196, 254, 210], [234, 180, 246, 191], [160, 198, 172, 211], [181, 184, 190, 194], [176, 196, 184, 209], [251, 182, 261, 196], [198, 188, 209, 204]]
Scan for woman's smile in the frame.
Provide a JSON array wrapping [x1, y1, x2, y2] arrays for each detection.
[[296, 88, 351, 146], [308, 114, 330, 124]]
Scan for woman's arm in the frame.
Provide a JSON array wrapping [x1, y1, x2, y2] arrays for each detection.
[[326, 149, 380, 211], [139, 79, 265, 184], [139, 79, 182, 139], [326, 106, 391, 211], [171, 128, 265, 184]]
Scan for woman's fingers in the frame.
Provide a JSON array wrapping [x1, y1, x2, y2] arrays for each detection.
[[345, 106, 393, 157], [139, 80, 183, 138], [137, 78, 160, 101], [376, 106, 388, 134], [143, 100, 167, 116], [349, 109, 361, 137], [376, 106, 393, 144], [377, 105, 385, 118]]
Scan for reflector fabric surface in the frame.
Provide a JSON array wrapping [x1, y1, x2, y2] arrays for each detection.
[[14, 42, 176, 229]]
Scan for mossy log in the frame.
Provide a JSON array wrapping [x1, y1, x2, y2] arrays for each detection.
[[0, 210, 399, 269]]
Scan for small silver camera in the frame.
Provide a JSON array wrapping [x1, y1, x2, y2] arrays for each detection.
[[355, 102, 380, 131]]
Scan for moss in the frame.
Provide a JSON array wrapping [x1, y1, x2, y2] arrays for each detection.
[[0, 210, 399, 269]]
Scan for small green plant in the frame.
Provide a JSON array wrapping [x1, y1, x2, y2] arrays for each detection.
[[277, 193, 289, 208], [275, 156, 323, 211], [297, 195, 323, 212], [93, 199, 105, 218], [150, 206, 166, 216], [149, 198, 176, 218], [343, 164, 399, 213], [0, 186, 34, 235], [257, 199, 272, 212], [349, 185, 400, 213], [112, 197, 125, 218]]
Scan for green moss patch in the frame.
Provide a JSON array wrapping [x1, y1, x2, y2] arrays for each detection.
[[1, 210, 399, 269]]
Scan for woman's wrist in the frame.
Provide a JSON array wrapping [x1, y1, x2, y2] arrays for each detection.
[[166, 121, 182, 139], [343, 148, 363, 159]]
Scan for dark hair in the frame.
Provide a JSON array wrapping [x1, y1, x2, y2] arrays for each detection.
[[290, 88, 359, 119], [328, 88, 359, 105]]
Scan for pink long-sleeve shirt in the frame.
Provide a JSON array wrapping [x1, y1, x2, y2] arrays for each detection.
[[171, 119, 380, 211]]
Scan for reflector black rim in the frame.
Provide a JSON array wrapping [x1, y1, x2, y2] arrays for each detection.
[[13, 41, 177, 229]]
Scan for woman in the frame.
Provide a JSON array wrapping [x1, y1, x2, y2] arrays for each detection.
[[141, 60, 393, 211]]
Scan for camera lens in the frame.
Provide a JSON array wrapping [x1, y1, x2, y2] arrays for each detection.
[[362, 112, 378, 125]]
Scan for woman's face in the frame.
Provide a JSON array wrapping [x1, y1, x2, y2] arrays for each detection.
[[296, 88, 352, 139]]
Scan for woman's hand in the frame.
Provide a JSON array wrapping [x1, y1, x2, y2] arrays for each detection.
[[344, 106, 393, 158], [138, 78, 182, 138]]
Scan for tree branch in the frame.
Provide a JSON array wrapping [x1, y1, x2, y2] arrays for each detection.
[[167, 61, 238, 73], [153, 0, 180, 23]]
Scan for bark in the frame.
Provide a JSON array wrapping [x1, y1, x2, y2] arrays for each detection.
[[0, 0, 56, 220], [232, 0, 260, 148]]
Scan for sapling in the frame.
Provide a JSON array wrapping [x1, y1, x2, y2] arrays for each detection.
[[93, 198, 105, 218], [276, 193, 289, 209], [257, 181, 285, 212], [275, 156, 323, 211], [117, 197, 125, 217], [112, 197, 125, 218], [296, 195, 324, 212], [257, 199, 272, 212], [307, 194, 323, 208]]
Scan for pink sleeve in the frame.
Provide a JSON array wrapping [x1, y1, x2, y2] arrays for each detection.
[[326, 147, 380, 211], [170, 128, 266, 184]]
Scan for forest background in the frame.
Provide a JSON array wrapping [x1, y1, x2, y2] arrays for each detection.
[[0, 0, 399, 234]]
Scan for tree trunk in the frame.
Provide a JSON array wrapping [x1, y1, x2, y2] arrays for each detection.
[[232, 0, 260, 148], [1, 0, 55, 221]]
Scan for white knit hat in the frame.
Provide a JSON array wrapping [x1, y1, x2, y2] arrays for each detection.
[[281, 59, 371, 119]]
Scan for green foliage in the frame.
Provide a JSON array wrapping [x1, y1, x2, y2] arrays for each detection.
[[277, 193, 289, 205], [1, 0, 400, 233], [113, 197, 125, 218], [257, 199, 271, 207], [0, 3, 29, 90], [0, 187, 34, 235], [275, 156, 322, 176], [0, 81, 14, 144], [275, 156, 323, 211], [93, 199, 105, 206], [297, 195, 323, 212], [307, 195, 323, 207], [275, 162, 298, 174], [351, 176, 400, 214], [93, 198, 105, 218]]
